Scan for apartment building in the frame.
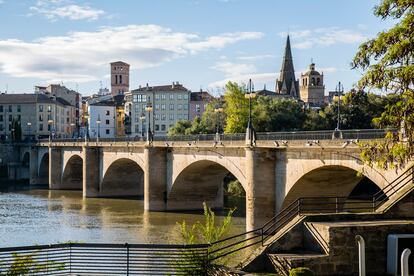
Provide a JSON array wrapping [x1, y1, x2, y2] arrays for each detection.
[[189, 90, 214, 121], [129, 82, 190, 137]]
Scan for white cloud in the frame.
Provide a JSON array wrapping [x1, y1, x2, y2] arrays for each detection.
[[280, 27, 366, 49], [0, 25, 264, 83], [236, 54, 276, 61], [212, 61, 257, 77], [30, 0, 105, 21]]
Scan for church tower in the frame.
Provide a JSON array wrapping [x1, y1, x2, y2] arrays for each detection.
[[275, 35, 299, 99], [300, 63, 325, 106], [110, 61, 130, 96]]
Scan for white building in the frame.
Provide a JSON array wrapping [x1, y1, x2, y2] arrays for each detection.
[[88, 103, 116, 138]]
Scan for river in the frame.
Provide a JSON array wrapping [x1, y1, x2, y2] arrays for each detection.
[[0, 188, 246, 247]]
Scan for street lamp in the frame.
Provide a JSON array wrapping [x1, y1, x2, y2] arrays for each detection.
[[84, 113, 89, 142], [145, 102, 153, 142], [140, 113, 146, 139], [47, 119, 54, 142], [27, 122, 32, 141], [214, 105, 224, 142], [244, 79, 256, 146], [96, 114, 101, 142], [332, 81, 344, 139]]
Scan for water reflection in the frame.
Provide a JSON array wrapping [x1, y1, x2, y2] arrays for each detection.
[[0, 189, 245, 247]]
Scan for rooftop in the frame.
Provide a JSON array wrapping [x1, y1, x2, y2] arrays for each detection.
[[133, 82, 189, 92], [0, 93, 71, 106]]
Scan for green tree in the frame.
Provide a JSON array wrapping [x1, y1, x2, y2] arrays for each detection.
[[167, 120, 192, 136], [303, 109, 329, 131], [224, 82, 249, 133], [351, 0, 414, 169]]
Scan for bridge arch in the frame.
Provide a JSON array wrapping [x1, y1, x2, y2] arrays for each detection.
[[100, 158, 144, 197], [281, 165, 384, 210], [168, 159, 246, 211], [38, 152, 49, 184], [61, 155, 83, 190]]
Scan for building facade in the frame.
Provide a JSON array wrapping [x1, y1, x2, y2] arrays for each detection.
[[300, 63, 325, 107], [0, 94, 74, 141], [129, 82, 190, 137], [110, 61, 130, 96], [87, 103, 116, 138], [189, 90, 214, 121]]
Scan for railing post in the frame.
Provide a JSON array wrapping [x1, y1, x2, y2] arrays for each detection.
[[126, 243, 129, 276], [401, 248, 411, 276]]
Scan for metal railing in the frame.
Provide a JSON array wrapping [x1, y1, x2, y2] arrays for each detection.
[[210, 164, 414, 261], [0, 243, 209, 275], [40, 128, 395, 144]]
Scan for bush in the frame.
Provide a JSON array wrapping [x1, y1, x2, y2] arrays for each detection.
[[289, 267, 315, 276], [226, 180, 244, 197]]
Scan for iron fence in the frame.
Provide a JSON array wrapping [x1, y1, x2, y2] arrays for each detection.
[[0, 243, 209, 275]]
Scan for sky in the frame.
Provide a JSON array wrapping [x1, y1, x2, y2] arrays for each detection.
[[0, 0, 393, 96]]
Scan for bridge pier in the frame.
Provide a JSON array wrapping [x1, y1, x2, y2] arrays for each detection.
[[29, 147, 39, 185], [144, 147, 167, 211], [83, 145, 100, 198], [246, 147, 276, 232], [49, 147, 62, 189]]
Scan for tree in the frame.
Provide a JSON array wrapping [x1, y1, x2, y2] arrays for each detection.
[[351, 0, 414, 169], [167, 120, 192, 136], [223, 82, 249, 133]]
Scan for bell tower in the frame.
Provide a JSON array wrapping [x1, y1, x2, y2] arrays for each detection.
[[110, 61, 130, 96], [300, 63, 325, 106]]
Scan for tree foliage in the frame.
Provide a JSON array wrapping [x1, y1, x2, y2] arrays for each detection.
[[351, 0, 414, 169], [224, 82, 250, 133]]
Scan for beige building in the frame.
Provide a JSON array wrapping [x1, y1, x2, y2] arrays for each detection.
[[300, 63, 325, 107], [129, 82, 190, 137], [0, 94, 75, 141], [111, 61, 130, 96]]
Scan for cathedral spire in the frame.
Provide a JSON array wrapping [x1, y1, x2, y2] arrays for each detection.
[[275, 35, 299, 98]]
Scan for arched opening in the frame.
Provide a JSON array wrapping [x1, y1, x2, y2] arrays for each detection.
[[61, 155, 83, 190], [20, 152, 30, 181], [282, 165, 382, 210], [168, 160, 246, 217], [316, 78, 320, 86], [38, 153, 49, 184], [100, 158, 144, 198]]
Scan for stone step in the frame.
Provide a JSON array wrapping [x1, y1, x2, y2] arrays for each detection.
[[268, 252, 327, 276]]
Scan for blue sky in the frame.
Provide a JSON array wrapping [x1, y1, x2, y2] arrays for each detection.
[[0, 0, 391, 96]]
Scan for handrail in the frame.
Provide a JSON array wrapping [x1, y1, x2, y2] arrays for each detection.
[[210, 164, 414, 261]]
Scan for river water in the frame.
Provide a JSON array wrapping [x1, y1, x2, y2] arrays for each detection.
[[0, 188, 246, 247]]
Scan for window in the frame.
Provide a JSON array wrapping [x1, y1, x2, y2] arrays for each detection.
[[183, 94, 188, 100], [317, 78, 320, 86], [8, 105, 12, 112], [178, 104, 182, 110], [106, 110, 110, 116], [17, 115, 21, 121], [47, 105, 52, 112], [195, 104, 200, 112], [183, 104, 188, 110], [115, 75, 118, 84], [135, 124, 140, 133], [135, 114, 139, 122], [0, 106, 3, 112], [178, 114, 182, 120], [169, 94, 174, 100], [0, 124, 3, 131], [0, 115, 2, 122], [17, 105, 21, 112], [161, 104, 166, 110], [161, 94, 166, 100], [106, 119, 110, 125], [155, 124, 160, 131], [155, 114, 160, 120], [161, 114, 166, 121], [39, 124, 43, 131], [106, 129, 110, 135], [155, 104, 160, 110], [39, 114, 43, 121], [169, 104, 174, 110], [142, 104, 146, 111], [155, 94, 160, 100], [47, 124, 51, 131], [47, 114, 52, 121], [120, 75, 122, 84], [8, 115, 12, 122], [169, 114, 174, 120], [178, 94, 182, 100], [39, 105, 43, 112], [161, 124, 166, 131], [134, 104, 140, 112], [8, 124, 11, 131]]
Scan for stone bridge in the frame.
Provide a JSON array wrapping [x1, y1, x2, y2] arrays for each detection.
[[17, 133, 398, 232]]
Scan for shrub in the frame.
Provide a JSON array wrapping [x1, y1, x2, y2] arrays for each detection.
[[289, 267, 315, 276]]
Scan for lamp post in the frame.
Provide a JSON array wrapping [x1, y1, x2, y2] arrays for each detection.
[[145, 102, 153, 142], [70, 123, 75, 138], [214, 105, 224, 142], [84, 113, 89, 142], [140, 113, 145, 139], [96, 114, 101, 142], [27, 122, 32, 141], [335, 81, 344, 131], [245, 79, 256, 146], [47, 119, 54, 142]]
